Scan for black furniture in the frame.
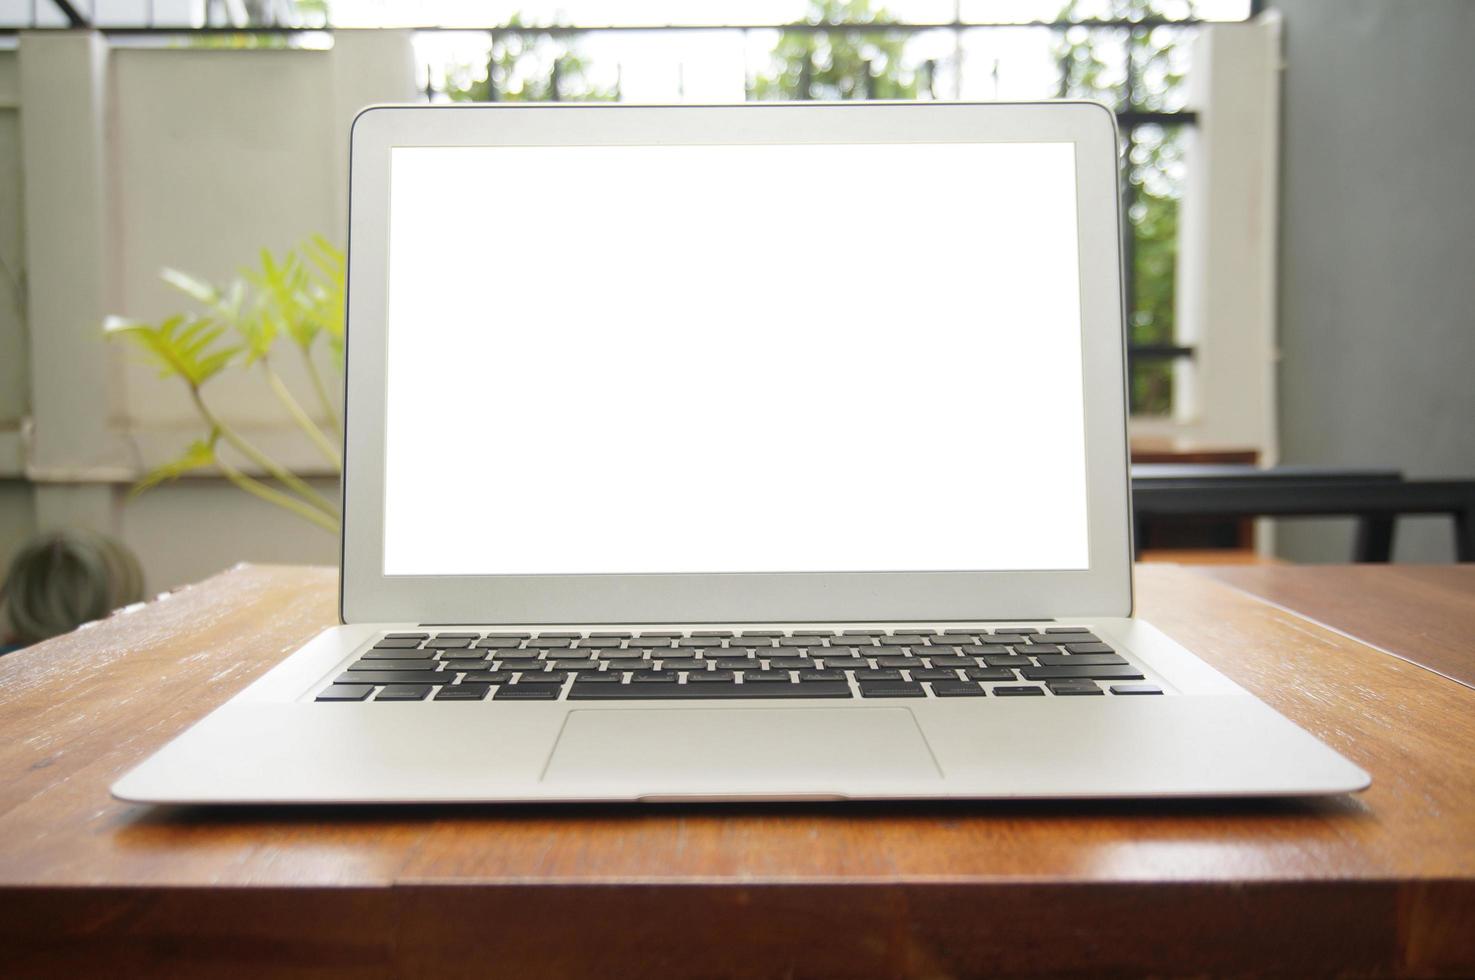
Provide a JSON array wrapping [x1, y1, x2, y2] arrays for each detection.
[[1130, 465, 1475, 562]]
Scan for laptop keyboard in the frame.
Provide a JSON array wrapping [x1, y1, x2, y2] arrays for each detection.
[[315, 627, 1163, 702]]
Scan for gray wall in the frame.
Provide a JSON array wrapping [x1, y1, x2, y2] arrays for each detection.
[[1272, 0, 1475, 562]]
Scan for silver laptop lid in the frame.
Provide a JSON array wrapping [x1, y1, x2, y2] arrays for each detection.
[[340, 102, 1131, 624]]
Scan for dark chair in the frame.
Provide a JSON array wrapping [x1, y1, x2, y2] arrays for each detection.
[[1129, 465, 1475, 562]]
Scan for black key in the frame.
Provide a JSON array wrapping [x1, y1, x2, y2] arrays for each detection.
[[527, 637, 573, 649], [576, 671, 621, 683], [820, 657, 868, 670], [551, 660, 600, 671], [338, 670, 445, 685], [1046, 626, 1092, 633], [988, 634, 1027, 645], [433, 632, 480, 639], [798, 669, 845, 682], [550, 649, 593, 660], [495, 649, 540, 660], [912, 668, 959, 681], [658, 658, 705, 671], [1064, 642, 1116, 655], [964, 667, 1016, 682], [741, 670, 792, 683], [770, 656, 815, 669], [1019, 643, 1062, 655], [993, 685, 1045, 697], [841, 629, 886, 637], [792, 630, 835, 637], [494, 683, 563, 700], [1021, 665, 1144, 681], [424, 637, 473, 650], [627, 638, 673, 649], [439, 649, 489, 661], [1035, 654, 1127, 666], [1047, 680, 1103, 696], [691, 630, 734, 638], [880, 636, 924, 646], [348, 659, 444, 672], [568, 681, 851, 700], [826, 642, 873, 652], [435, 684, 490, 700], [486, 632, 532, 639], [678, 637, 722, 648], [858, 682, 925, 698], [372, 637, 423, 650], [385, 632, 429, 640], [777, 636, 818, 647], [637, 631, 685, 639], [877, 656, 919, 668], [537, 670, 571, 684], [710, 657, 754, 669], [538, 632, 583, 639], [926, 655, 974, 668], [590, 631, 633, 639], [729, 639, 775, 649], [597, 649, 645, 660], [476, 636, 525, 649], [1003, 627, 1039, 635], [739, 630, 785, 637], [980, 656, 1033, 668], [1037, 633, 1100, 645], [923, 642, 962, 653], [1111, 684, 1164, 695], [465, 670, 517, 685], [515, 663, 548, 675], [686, 670, 737, 683], [931, 681, 986, 697], [575, 637, 623, 648], [942, 630, 981, 637], [316, 683, 373, 702], [630, 670, 680, 684], [854, 668, 903, 682], [962, 644, 1009, 655], [375, 684, 432, 701], [362, 648, 437, 661]]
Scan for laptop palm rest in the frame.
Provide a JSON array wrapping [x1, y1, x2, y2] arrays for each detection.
[[542, 707, 943, 791]]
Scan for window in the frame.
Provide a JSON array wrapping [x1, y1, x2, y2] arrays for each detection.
[[9, 0, 1253, 416]]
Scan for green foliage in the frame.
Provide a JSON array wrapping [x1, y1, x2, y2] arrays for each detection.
[[445, 17, 617, 103], [752, 0, 919, 101], [104, 314, 240, 388], [135, 434, 219, 494], [105, 237, 347, 532]]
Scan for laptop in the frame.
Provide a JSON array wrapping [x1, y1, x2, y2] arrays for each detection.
[[112, 102, 1369, 804]]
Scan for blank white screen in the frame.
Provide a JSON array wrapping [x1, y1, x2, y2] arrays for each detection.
[[382, 142, 1088, 575]]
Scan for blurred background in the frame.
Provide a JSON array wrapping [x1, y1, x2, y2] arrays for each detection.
[[0, 0, 1472, 644]]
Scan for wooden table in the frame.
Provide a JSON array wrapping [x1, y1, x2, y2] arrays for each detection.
[[2, 563, 1473, 978], [1195, 562, 1475, 690]]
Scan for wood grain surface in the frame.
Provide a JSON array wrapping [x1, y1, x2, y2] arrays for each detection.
[[1, 562, 1473, 977], [1197, 562, 1475, 689]]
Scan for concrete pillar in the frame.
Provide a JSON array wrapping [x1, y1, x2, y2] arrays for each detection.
[[18, 32, 127, 536]]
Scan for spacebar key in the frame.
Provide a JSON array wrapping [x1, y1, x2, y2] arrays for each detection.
[[568, 681, 852, 700]]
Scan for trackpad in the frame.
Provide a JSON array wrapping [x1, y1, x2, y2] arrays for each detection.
[[542, 707, 942, 791]]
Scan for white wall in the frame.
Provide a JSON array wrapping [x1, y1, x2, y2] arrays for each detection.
[[1, 31, 418, 595]]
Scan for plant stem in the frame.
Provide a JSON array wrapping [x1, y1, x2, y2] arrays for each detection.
[[214, 452, 339, 534], [302, 349, 342, 438], [188, 385, 340, 517], [262, 358, 342, 470]]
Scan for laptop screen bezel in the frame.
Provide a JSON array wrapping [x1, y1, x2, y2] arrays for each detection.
[[339, 102, 1133, 624]]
